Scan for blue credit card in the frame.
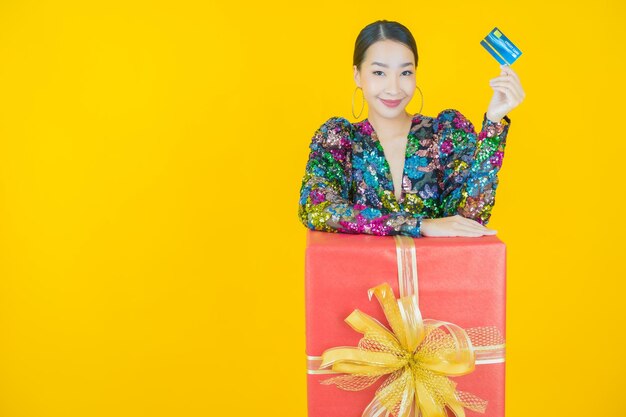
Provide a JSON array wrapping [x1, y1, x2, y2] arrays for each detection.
[[480, 27, 522, 65]]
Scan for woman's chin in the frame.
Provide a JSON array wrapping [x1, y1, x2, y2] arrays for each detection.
[[375, 105, 408, 118]]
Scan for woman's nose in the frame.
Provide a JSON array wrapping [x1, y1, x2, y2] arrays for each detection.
[[386, 77, 400, 94]]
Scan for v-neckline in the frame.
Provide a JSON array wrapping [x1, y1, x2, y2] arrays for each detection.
[[362, 114, 420, 203]]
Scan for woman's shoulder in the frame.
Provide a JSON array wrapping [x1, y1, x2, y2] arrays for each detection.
[[434, 108, 468, 121], [317, 116, 353, 132], [311, 116, 354, 149], [432, 108, 474, 133]]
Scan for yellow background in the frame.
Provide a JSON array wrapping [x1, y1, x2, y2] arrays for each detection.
[[1, 1, 624, 416]]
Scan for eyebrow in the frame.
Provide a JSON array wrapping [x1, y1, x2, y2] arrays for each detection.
[[370, 61, 414, 68]]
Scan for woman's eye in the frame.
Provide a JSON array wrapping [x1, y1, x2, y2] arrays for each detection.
[[372, 70, 413, 75], [372, 70, 413, 76]]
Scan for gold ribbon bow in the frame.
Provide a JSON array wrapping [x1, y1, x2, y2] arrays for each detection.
[[307, 236, 505, 417]]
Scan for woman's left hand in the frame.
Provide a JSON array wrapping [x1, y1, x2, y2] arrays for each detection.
[[486, 64, 525, 122]]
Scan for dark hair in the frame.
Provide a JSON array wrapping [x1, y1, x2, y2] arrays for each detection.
[[353, 20, 418, 71]]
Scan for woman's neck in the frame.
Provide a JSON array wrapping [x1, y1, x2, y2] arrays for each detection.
[[367, 111, 413, 141]]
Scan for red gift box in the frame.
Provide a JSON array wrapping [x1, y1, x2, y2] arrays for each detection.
[[304, 230, 506, 417]]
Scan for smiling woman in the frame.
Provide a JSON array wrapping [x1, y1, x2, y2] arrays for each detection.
[[298, 20, 525, 237]]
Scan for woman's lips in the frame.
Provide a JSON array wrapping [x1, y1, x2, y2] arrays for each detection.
[[380, 98, 402, 107]]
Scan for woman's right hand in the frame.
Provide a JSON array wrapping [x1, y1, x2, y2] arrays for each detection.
[[420, 215, 497, 237]]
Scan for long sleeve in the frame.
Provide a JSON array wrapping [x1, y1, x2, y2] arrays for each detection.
[[436, 108, 511, 225], [298, 117, 423, 237]]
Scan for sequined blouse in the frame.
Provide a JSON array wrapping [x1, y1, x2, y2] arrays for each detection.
[[297, 109, 511, 237]]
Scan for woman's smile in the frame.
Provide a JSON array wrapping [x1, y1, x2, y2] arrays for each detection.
[[380, 98, 403, 107]]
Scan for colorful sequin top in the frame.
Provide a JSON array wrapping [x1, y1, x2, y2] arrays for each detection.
[[297, 109, 511, 237]]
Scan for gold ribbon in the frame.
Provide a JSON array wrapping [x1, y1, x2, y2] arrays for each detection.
[[306, 235, 505, 417]]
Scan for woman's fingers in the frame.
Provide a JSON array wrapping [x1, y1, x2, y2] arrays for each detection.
[[450, 215, 495, 234], [421, 216, 497, 237], [491, 77, 523, 97], [492, 84, 522, 103], [457, 227, 496, 236], [490, 75, 508, 83], [493, 67, 525, 99], [451, 225, 494, 236], [501, 65, 520, 82], [490, 79, 523, 103], [490, 78, 519, 97], [454, 230, 485, 237], [454, 216, 487, 230], [491, 70, 522, 86], [490, 75, 522, 92]]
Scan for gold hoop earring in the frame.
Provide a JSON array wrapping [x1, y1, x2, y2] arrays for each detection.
[[352, 86, 365, 119], [415, 84, 424, 114]]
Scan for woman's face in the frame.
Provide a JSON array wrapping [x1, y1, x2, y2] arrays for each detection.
[[353, 39, 416, 119]]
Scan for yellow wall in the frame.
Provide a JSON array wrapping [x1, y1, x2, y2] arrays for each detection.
[[1, 1, 624, 416]]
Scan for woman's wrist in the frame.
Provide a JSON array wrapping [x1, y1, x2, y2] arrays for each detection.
[[486, 112, 504, 123], [486, 112, 511, 125]]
